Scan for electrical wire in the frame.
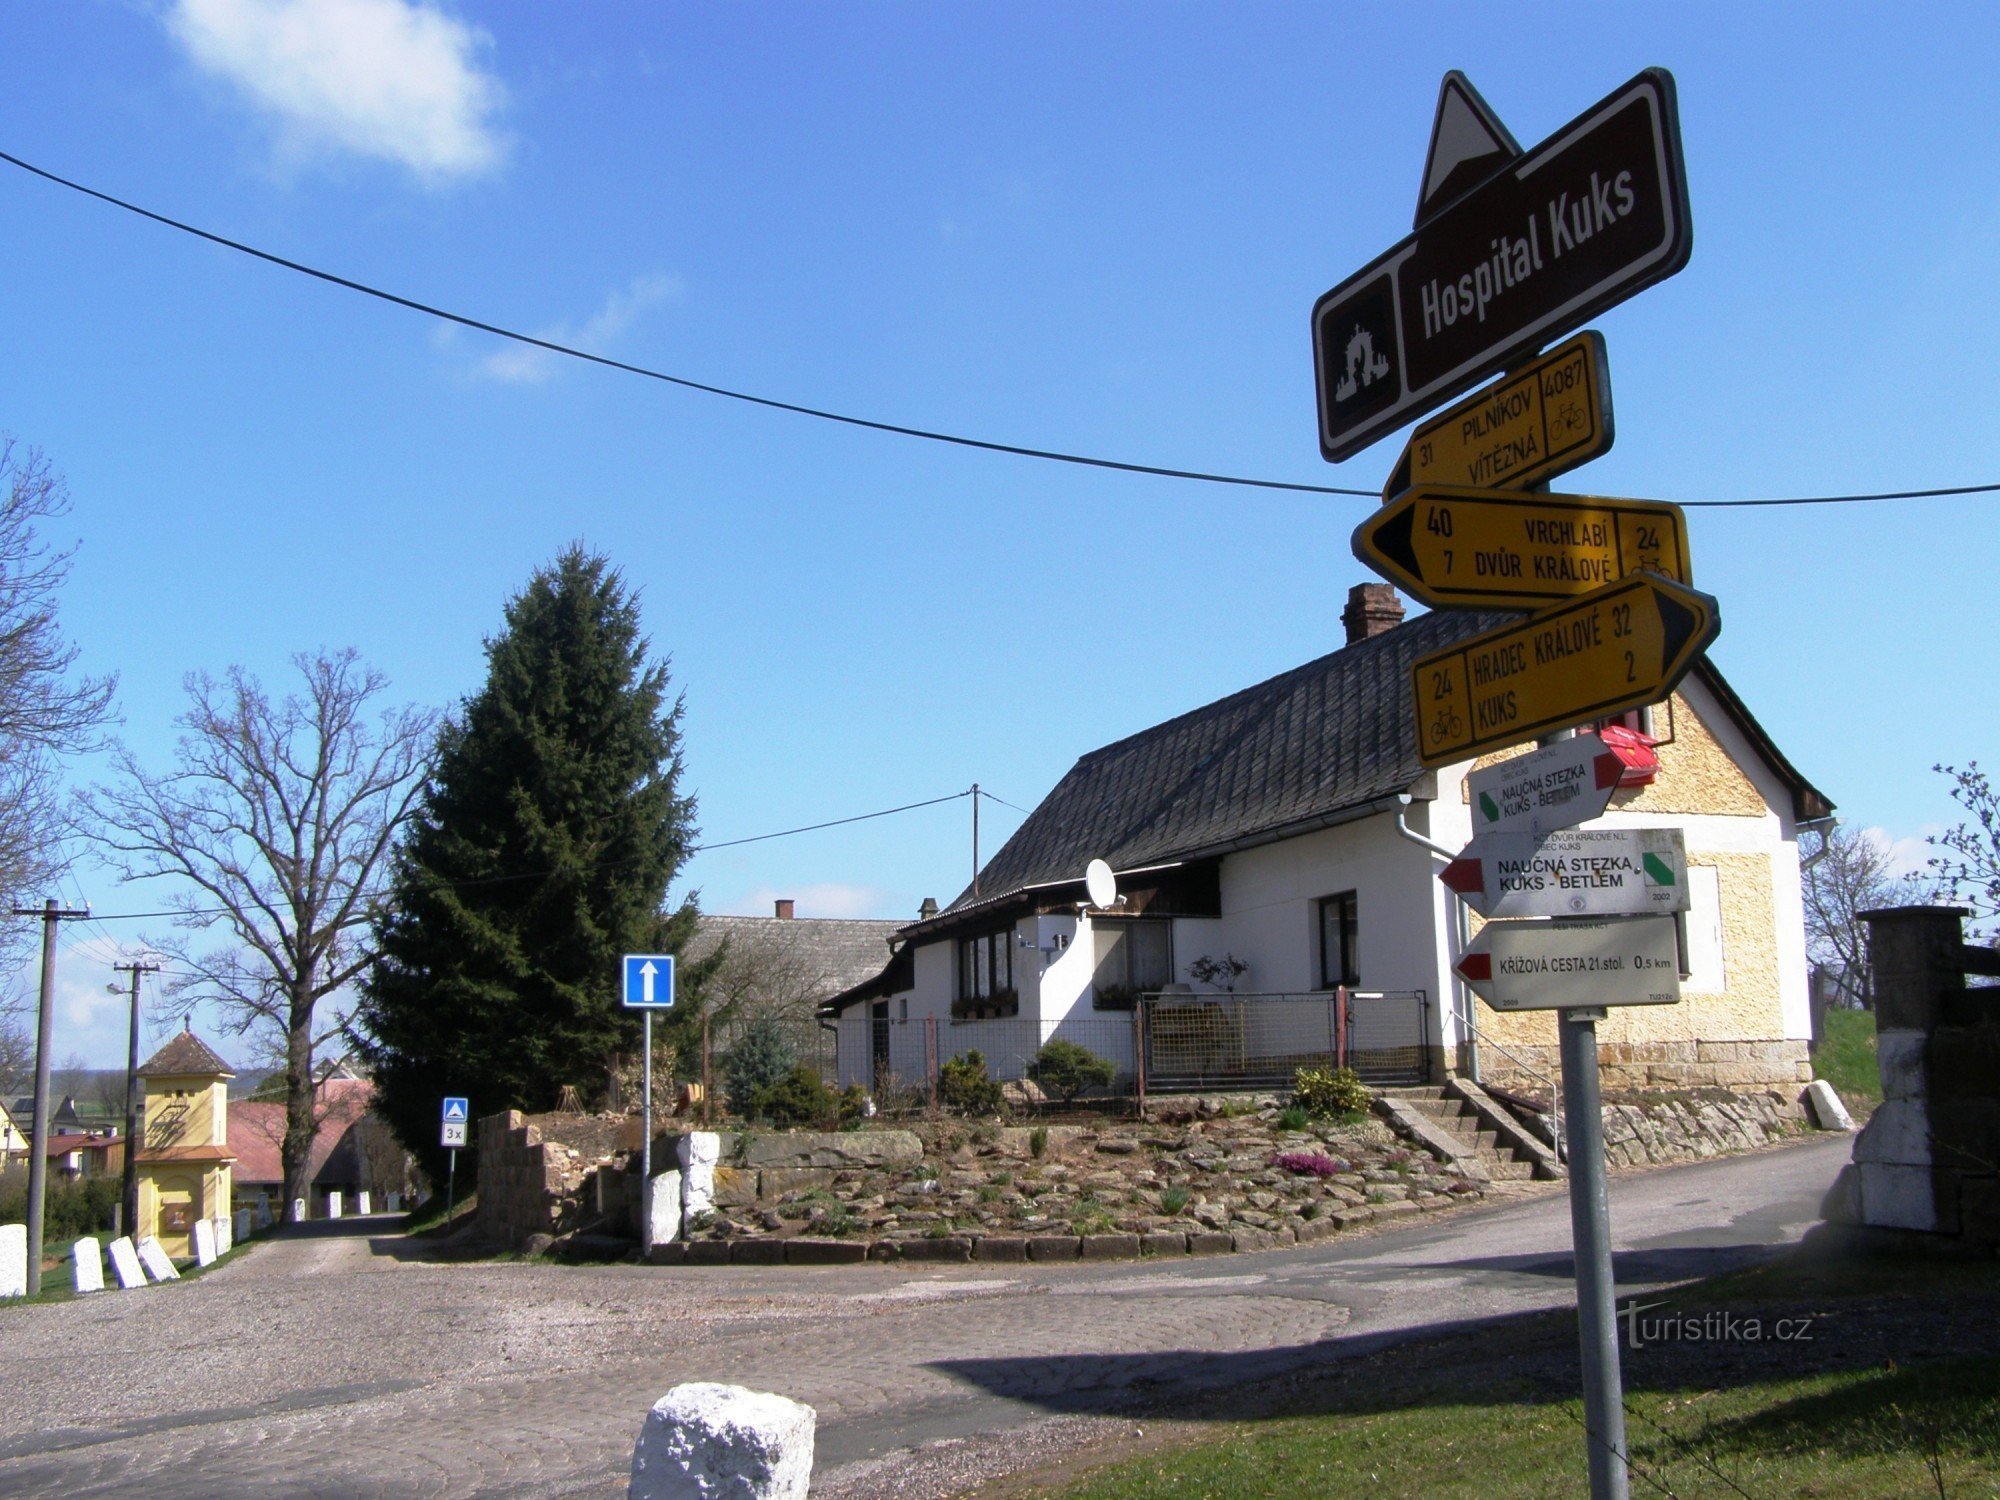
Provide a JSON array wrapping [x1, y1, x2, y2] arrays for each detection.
[[9, 148, 1987, 510]]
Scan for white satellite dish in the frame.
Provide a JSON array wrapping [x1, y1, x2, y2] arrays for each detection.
[[1084, 858, 1117, 909]]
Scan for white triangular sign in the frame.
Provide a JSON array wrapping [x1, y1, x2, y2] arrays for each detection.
[[1415, 72, 1520, 228]]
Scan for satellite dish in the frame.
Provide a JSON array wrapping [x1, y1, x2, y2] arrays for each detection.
[[1084, 858, 1117, 909]]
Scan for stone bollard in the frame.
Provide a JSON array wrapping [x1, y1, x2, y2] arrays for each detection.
[[73, 1236, 106, 1294], [136, 1236, 180, 1281], [358, 1191, 372, 1215], [628, 1382, 815, 1500], [216, 1214, 233, 1255], [235, 1209, 254, 1244], [193, 1219, 217, 1267], [107, 1236, 146, 1289], [328, 1191, 343, 1219], [291, 1197, 306, 1224], [388, 1192, 402, 1212], [679, 1132, 720, 1220], [0, 1222, 26, 1298], [648, 1170, 684, 1250]]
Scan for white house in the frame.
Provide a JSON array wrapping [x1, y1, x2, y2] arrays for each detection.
[[825, 585, 1831, 1102]]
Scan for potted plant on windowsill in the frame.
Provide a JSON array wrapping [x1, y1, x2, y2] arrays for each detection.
[[953, 986, 1018, 1021]]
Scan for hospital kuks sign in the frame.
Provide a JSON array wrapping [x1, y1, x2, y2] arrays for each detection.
[[1313, 68, 1691, 462]]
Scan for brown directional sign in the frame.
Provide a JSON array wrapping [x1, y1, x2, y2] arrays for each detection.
[[1353, 485, 1690, 610], [1411, 572, 1719, 767], [1313, 68, 1690, 462], [1382, 332, 1612, 497]]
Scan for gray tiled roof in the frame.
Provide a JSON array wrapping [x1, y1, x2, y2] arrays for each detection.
[[687, 914, 904, 999], [137, 1030, 235, 1078], [948, 608, 1510, 914]]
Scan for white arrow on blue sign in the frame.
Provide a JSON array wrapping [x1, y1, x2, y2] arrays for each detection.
[[441, 1096, 469, 1122], [622, 953, 676, 1009]]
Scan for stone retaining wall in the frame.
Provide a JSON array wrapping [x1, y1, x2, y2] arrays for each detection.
[[1497, 1087, 1806, 1167], [1483, 1039, 1812, 1094], [476, 1110, 630, 1247]]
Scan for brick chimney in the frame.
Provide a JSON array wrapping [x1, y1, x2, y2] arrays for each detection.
[[1342, 582, 1405, 644], [773, 898, 794, 919], [918, 896, 939, 920]]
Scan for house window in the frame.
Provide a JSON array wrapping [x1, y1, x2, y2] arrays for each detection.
[[1318, 892, 1359, 989], [955, 929, 1017, 1017], [1092, 919, 1172, 1009]]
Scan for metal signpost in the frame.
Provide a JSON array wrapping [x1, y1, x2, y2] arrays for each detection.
[[1352, 486, 1692, 611], [1467, 732, 1626, 837], [622, 953, 676, 1248], [1319, 65, 1709, 1496], [440, 1096, 469, 1220], [1381, 331, 1613, 498], [1439, 827, 1688, 920], [1313, 67, 1691, 461], [1411, 572, 1719, 769]]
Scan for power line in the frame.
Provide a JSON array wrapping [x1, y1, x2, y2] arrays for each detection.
[[976, 788, 1032, 816], [5, 148, 1985, 511]]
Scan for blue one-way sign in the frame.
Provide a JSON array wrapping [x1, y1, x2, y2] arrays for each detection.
[[622, 953, 676, 1009], [441, 1096, 469, 1122]]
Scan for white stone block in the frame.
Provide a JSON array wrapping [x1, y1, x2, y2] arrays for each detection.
[[107, 1236, 146, 1289], [73, 1237, 105, 1294], [388, 1192, 402, 1212], [647, 1170, 683, 1249], [192, 1218, 217, 1267], [136, 1236, 180, 1281], [235, 1209, 254, 1243], [358, 1191, 372, 1216], [678, 1132, 720, 1219], [291, 1197, 306, 1223], [1875, 1029, 1927, 1102], [0, 1222, 25, 1298], [1803, 1079, 1854, 1132], [215, 1215, 232, 1255], [628, 1382, 816, 1500], [327, 1191, 343, 1219], [1857, 1161, 1937, 1232], [1854, 1098, 1930, 1167]]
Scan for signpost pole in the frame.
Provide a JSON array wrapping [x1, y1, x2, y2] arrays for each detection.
[[641, 1009, 654, 1248], [446, 1149, 457, 1224], [1558, 1006, 1628, 1500]]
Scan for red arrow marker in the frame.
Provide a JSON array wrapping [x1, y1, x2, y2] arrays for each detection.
[[1439, 856, 1485, 895], [1457, 951, 1493, 983]]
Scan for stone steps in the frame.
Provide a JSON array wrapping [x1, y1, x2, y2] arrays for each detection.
[[1386, 1086, 1549, 1183]]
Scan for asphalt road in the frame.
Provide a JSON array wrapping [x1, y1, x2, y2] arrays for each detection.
[[0, 1134, 1851, 1498]]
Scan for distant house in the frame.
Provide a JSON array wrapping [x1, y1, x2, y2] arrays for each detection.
[[8, 1094, 86, 1136], [827, 584, 1831, 1102], [0, 1099, 23, 1159], [228, 1073, 409, 1217], [40, 1131, 122, 1180], [686, 900, 904, 1056]]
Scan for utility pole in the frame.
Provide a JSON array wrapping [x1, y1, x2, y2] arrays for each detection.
[[111, 960, 161, 1241], [971, 783, 980, 899], [13, 899, 92, 1297]]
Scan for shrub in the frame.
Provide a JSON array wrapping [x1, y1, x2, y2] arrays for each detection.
[[1276, 1104, 1311, 1132], [750, 1065, 847, 1126], [1159, 1184, 1191, 1216], [1027, 1039, 1116, 1104], [722, 1015, 797, 1116], [1029, 1125, 1049, 1159], [939, 1050, 1005, 1115], [0, 1168, 118, 1242], [1293, 1065, 1371, 1120]]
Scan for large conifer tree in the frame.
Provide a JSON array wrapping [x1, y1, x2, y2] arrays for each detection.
[[359, 547, 703, 1171]]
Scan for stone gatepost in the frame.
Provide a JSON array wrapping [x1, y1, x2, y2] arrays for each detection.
[[1824, 905, 2000, 1245]]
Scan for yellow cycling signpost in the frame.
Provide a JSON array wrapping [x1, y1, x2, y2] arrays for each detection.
[[1313, 65, 1711, 1500]]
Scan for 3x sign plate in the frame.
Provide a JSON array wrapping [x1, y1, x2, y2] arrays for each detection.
[[1313, 68, 1690, 461], [1353, 485, 1691, 610], [1383, 332, 1612, 497], [1412, 572, 1719, 767]]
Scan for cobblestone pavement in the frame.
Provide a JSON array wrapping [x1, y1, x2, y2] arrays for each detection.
[[0, 1136, 1849, 1498]]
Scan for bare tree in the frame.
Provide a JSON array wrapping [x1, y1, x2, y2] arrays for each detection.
[[80, 650, 435, 1222], [1932, 761, 2000, 936], [1803, 822, 1940, 1006], [702, 924, 845, 1057], [0, 441, 117, 977]]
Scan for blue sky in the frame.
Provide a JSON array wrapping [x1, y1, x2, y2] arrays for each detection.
[[5, 3, 1997, 1065]]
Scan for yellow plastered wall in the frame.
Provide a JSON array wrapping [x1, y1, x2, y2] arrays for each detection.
[[136, 1073, 233, 1257], [1464, 691, 1794, 1073]]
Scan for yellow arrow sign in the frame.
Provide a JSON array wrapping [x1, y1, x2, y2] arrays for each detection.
[[1411, 573, 1720, 767], [1354, 485, 1691, 611], [1383, 332, 1613, 498]]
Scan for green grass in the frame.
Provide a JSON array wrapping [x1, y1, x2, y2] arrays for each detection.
[[1026, 1361, 2000, 1499], [1814, 1007, 1881, 1107], [405, 1190, 478, 1237]]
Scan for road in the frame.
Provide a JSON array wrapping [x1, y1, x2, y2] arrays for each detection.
[[0, 1135, 1850, 1498]]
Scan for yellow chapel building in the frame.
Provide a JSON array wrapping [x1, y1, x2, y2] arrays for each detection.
[[134, 1028, 236, 1259]]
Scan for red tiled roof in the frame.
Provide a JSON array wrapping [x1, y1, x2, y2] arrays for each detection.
[[226, 1079, 376, 1187]]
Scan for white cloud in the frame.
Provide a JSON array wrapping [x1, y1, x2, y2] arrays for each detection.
[[476, 273, 683, 384], [1874, 823, 1947, 879], [166, 0, 505, 184], [730, 884, 901, 921]]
